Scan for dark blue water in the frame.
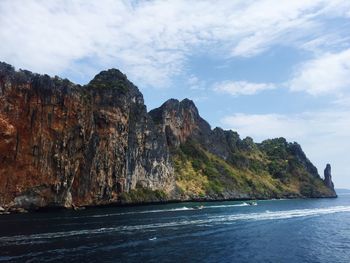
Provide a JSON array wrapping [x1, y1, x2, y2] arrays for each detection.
[[1, 195, 350, 263]]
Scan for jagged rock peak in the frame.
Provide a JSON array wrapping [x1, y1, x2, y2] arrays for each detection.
[[0, 62, 34, 83], [0, 61, 15, 74], [324, 164, 335, 190], [149, 98, 205, 124], [90, 68, 127, 82], [87, 68, 132, 91], [179, 98, 197, 108], [149, 98, 211, 147], [156, 98, 199, 114]]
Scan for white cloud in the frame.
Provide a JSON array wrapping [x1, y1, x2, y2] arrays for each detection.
[[213, 81, 276, 96], [187, 75, 206, 90], [301, 34, 350, 54], [222, 113, 307, 141], [289, 48, 350, 95], [0, 0, 349, 87], [221, 111, 350, 142], [221, 110, 350, 187], [230, 1, 317, 57]]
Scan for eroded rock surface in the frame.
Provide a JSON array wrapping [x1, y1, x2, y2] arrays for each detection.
[[0, 63, 174, 209]]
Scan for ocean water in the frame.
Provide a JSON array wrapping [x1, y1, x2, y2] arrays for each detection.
[[1, 195, 350, 263]]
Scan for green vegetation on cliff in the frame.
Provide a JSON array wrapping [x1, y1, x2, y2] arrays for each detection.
[[87, 69, 129, 92], [173, 138, 334, 200], [120, 188, 168, 204]]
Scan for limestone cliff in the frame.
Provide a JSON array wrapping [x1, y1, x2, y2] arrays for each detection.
[[150, 99, 337, 200], [0, 63, 174, 209], [0, 62, 336, 210]]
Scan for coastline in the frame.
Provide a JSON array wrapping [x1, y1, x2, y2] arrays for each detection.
[[0, 194, 338, 215]]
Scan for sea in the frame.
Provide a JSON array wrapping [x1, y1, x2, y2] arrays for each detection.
[[1, 193, 350, 263]]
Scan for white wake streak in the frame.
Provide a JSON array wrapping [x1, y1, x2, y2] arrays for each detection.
[[1, 206, 349, 244], [90, 203, 249, 218]]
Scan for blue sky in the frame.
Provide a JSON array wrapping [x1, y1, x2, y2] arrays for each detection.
[[1, 0, 350, 188]]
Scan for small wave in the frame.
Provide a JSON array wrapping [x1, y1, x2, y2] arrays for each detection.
[[90, 203, 248, 218], [0, 245, 93, 262], [89, 206, 193, 218], [159, 206, 191, 212], [206, 203, 249, 208], [21, 203, 249, 222]]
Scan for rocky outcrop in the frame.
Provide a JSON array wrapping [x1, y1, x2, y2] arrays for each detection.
[[324, 164, 336, 193], [149, 98, 211, 147], [0, 62, 337, 210]]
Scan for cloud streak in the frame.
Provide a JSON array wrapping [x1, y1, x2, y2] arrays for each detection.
[[1, 0, 349, 88], [213, 81, 276, 96]]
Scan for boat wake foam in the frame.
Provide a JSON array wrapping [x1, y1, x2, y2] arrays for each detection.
[[206, 203, 250, 208], [90, 203, 251, 218], [2, 205, 350, 245]]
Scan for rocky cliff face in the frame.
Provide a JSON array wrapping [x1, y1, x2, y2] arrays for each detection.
[[149, 98, 211, 147], [0, 62, 336, 210], [149, 99, 336, 200], [0, 63, 174, 209]]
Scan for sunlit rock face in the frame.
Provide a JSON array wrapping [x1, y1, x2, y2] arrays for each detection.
[[0, 63, 174, 209]]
